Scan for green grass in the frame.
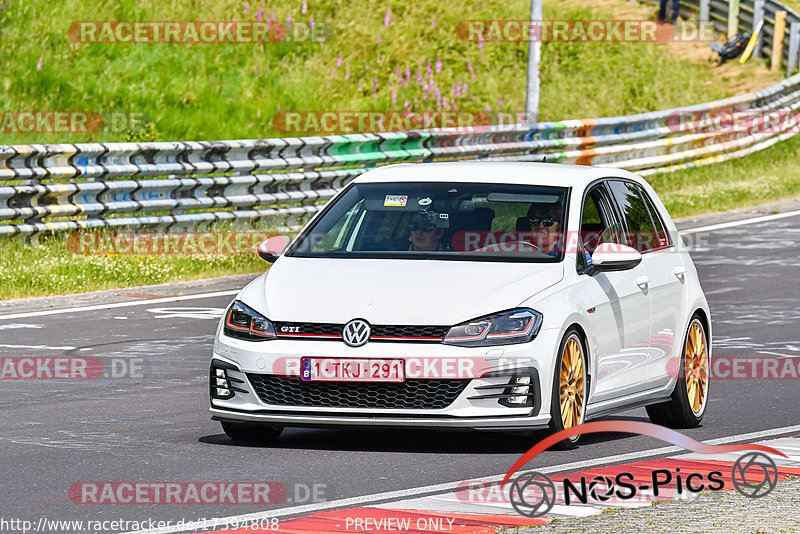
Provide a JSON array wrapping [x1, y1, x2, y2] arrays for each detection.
[[0, 0, 778, 143], [1, 0, 799, 299], [0, 225, 273, 300]]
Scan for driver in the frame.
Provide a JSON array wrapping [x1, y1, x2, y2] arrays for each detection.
[[520, 202, 563, 256], [408, 211, 448, 252]]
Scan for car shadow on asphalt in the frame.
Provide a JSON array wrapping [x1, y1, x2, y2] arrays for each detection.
[[198, 415, 656, 453]]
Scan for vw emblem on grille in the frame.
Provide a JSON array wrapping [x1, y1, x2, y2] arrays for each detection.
[[342, 319, 371, 347]]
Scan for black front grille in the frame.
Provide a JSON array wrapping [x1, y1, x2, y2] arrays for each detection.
[[246, 374, 469, 409], [371, 325, 449, 339], [273, 322, 449, 342]]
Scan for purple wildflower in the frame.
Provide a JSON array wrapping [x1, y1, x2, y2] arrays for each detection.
[[435, 57, 442, 74], [384, 7, 391, 27], [302, 0, 307, 14]]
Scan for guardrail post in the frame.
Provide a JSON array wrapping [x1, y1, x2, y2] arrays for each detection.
[[728, 0, 740, 38], [772, 10, 787, 71], [752, 0, 765, 57], [699, 0, 710, 26], [787, 21, 800, 74]]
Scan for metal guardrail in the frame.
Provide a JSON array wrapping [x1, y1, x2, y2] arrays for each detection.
[[2, 0, 800, 238]]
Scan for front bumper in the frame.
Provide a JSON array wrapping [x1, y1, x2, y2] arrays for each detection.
[[210, 407, 550, 430], [209, 328, 562, 430]]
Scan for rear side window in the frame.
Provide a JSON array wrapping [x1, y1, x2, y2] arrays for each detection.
[[606, 180, 667, 252], [639, 188, 671, 249]]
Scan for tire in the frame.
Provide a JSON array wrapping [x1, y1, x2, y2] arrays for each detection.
[[646, 314, 709, 428], [541, 328, 588, 450], [221, 421, 283, 442]]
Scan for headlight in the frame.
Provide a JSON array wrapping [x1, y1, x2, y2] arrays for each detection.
[[443, 308, 543, 347], [223, 301, 276, 341]]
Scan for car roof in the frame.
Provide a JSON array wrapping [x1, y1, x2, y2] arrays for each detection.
[[352, 161, 644, 190]]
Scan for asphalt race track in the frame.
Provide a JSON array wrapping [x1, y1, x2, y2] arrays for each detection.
[[1, 213, 799, 532]]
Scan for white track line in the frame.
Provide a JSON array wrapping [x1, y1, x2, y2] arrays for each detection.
[[126, 423, 800, 534], [680, 208, 800, 234], [0, 343, 76, 350], [0, 290, 239, 321]]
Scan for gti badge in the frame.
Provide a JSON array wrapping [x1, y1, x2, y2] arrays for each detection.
[[342, 319, 371, 347]]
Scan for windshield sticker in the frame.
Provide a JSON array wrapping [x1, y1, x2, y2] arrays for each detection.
[[384, 195, 408, 207]]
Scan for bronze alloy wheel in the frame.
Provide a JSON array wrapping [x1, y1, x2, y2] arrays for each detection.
[[685, 319, 708, 416], [559, 334, 586, 431]]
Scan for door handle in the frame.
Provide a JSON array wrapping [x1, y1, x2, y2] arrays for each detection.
[[672, 266, 686, 279], [635, 275, 650, 288]]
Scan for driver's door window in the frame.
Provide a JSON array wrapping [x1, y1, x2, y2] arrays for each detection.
[[578, 185, 622, 270]]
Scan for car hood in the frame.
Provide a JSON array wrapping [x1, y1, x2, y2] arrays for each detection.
[[255, 257, 564, 325]]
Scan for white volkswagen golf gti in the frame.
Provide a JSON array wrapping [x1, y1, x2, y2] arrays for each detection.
[[209, 162, 711, 447]]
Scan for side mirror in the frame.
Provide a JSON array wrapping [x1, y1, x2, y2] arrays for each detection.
[[257, 235, 290, 263], [587, 242, 642, 274]]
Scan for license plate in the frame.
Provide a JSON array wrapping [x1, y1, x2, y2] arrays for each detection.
[[300, 358, 405, 382]]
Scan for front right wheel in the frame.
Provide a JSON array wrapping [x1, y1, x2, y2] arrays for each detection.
[[646, 315, 709, 428], [541, 328, 588, 449]]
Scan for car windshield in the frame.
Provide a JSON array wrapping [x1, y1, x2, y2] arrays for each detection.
[[288, 182, 569, 262]]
